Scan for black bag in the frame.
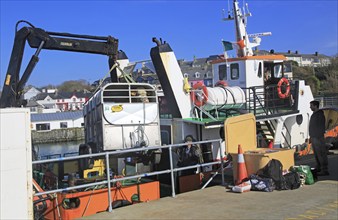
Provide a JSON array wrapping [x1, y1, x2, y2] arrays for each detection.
[[283, 171, 301, 190], [257, 159, 286, 190], [249, 174, 275, 192]]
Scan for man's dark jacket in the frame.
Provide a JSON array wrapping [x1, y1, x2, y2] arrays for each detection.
[[309, 110, 325, 138]]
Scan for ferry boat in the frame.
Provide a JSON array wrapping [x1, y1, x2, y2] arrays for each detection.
[[1, 1, 334, 220]]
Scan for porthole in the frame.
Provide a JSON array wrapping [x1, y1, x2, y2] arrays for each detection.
[[296, 115, 303, 125]]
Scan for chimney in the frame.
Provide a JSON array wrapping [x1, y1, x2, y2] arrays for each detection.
[[295, 50, 299, 54], [315, 51, 318, 56], [288, 50, 291, 54], [270, 49, 275, 54]]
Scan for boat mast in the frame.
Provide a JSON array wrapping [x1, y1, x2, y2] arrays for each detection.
[[233, 0, 251, 57], [224, 0, 270, 58]]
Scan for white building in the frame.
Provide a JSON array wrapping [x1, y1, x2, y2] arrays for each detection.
[[35, 93, 58, 109], [255, 50, 332, 67], [30, 111, 84, 131], [24, 87, 41, 100]]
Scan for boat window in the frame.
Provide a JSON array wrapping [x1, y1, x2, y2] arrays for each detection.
[[218, 64, 227, 80], [296, 115, 303, 125], [284, 62, 292, 73], [161, 130, 170, 145], [274, 64, 283, 78], [257, 62, 262, 78], [230, 63, 239, 80]]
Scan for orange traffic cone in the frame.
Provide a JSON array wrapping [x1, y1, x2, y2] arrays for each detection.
[[236, 144, 248, 185]]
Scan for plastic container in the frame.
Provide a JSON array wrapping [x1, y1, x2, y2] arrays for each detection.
[[232, 181, 251, 193]]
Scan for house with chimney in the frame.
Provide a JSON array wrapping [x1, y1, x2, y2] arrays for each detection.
[[24, 86, 41, 100], [55, 91, 92, 111], [28, 89, 92, 112], [255, 50, 332, 67]]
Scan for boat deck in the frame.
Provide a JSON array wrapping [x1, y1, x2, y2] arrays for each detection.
[[79, 152, 338, 220]]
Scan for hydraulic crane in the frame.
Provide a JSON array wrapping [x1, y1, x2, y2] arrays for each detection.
[[0, 20, 119, 108]]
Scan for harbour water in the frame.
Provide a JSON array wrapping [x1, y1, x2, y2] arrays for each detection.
[[33, 140, 83, 159]]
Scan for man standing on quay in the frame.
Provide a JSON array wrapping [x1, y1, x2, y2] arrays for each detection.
[[309, 100, 329, 176]]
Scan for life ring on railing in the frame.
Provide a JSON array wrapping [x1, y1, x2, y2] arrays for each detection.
[[190, 82, 208, 107], [277, 78, 291, 99], [215, 80, 228, 87]]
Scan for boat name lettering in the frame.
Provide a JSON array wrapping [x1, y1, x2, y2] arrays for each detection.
[[60, 42, 73, 47]]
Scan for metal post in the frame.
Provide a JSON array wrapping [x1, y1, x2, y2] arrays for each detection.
[[219, 140, 225, 186], [168, 145, 176, 197], [105, 153, 113, 212], [253, 87, 257, 115]]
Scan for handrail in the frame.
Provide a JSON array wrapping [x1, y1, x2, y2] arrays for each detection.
[[282, 120, 292, 148], [32, 139, 218, 164], [33, 139, 225, 212]]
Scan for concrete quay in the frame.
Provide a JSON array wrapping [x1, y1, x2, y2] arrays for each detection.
[[79, 151, 338, 220]]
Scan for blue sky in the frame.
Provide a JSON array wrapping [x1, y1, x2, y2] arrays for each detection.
[[1, 0, 337, 87]]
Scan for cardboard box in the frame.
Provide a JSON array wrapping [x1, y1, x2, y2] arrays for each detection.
[[179, 172, 212, 193], [232, 148, 295, 183], [224, 114, 295, 184]]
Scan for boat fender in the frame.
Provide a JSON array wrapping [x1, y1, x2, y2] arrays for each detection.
[[190, 81, 208, 107], [109, 200, 132, 210], [277, 78, 291, 99]]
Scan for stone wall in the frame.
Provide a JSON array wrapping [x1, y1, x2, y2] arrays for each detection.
[[32, 127, 85, 144]]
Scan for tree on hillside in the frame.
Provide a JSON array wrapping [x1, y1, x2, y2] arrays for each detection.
[[306, 75, 321, 96], [292, 66, 314, 79], [315, 56, 338, 94], [292, 66, 321, 96], [57, 79, 92, 92], [320, 72, 338, 94]]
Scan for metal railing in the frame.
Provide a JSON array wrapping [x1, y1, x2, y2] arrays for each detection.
[[245, 82, 298, 117], [316, 95, 338, 108], [32, 139, 225, 212]]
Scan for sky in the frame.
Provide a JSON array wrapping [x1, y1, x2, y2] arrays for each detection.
[[0, 0, 337, 88]]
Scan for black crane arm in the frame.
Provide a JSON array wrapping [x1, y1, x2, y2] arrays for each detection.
[[0, 21, 119, 108]]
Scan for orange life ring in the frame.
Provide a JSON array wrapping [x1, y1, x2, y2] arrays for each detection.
[[215, 80, 228, 87], [190, 82, 208, 107], [277, 78, 290, 99]]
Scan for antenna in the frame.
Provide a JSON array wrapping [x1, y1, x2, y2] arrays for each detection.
[[245, 3, 251, 16], [223, 2, 234, 21], [243, 5, 247, 26], [242, 2, 252, 18], [248, 32, 272, 38], [228, 0, 230, 14]]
